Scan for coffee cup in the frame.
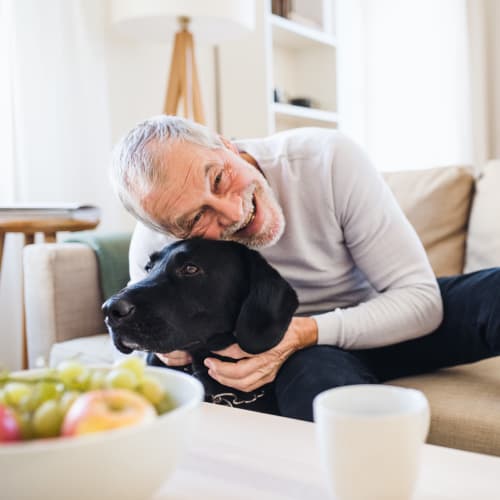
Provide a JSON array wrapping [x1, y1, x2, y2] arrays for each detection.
[[313, 384, 430, 500]]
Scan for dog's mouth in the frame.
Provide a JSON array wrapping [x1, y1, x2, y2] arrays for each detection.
[[107, 319, 153, 354], [112, 333, 138, 355], [108, 321, 203, 355]]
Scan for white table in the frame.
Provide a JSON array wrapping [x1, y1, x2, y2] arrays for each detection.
[[157, 403, 500, 499]]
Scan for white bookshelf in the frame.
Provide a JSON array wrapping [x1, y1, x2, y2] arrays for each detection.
[[270, 14, 336, 48], [219, 0, 338, 138], [273, 102, 338, 127]]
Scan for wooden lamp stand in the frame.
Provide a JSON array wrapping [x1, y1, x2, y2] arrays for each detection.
[[163, 16, 205, 124]]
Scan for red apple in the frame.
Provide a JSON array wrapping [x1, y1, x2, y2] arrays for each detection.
[[61, 389, 157, 437], [0, 404, 21, 442]]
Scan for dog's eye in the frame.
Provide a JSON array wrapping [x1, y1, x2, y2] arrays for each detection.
[[145, 251, 161, 273], [179, 263, 201, 276]]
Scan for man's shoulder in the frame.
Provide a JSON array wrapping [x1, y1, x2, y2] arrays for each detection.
[[235, 127, 345, 163]]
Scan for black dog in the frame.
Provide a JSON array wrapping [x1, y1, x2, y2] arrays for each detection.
[[102, 238, 298, 411]]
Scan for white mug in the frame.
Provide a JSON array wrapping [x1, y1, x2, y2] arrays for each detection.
[[313, 384, 430, 500]]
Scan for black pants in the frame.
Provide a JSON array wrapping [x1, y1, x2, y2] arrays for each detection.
[[274, 268, 500, 421]]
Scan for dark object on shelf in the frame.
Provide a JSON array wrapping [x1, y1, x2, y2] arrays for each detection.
[[271, 0, 282, 16], [274, 88, 284, 103], [272, 0, 291, 18], [289, 97, 312, 108]]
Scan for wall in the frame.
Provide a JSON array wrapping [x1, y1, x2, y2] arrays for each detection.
[[486, 0, 500, 159], [0, 1, 216, 370], [106, 16, 217, 231]]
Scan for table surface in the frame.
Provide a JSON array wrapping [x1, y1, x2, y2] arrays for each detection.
[[0, 218, 98, 232], [156, 403, 500, 500]]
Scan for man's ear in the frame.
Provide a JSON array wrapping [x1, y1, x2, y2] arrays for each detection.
[[234, 248, 298, 354]]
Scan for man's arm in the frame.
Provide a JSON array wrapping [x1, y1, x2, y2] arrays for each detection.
[[312, 134, 443, 349]]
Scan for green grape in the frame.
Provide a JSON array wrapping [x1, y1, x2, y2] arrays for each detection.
[[17, 411, 35, 440], [114, 357, 145, 380], [4, 382, 32, 407], [59, 391, 80, 415], [19, 381, 60, 413], [0, 389, 6, 405], [89, 370, 106, 390], [36, 381, 60, 402], [73, 368, 92, 391], [138, 375, 165, 405], [155, 393, 176, 415], [57, 360, 86, 387], [33, 400, 63, 438], [105, 368, 139, 390]]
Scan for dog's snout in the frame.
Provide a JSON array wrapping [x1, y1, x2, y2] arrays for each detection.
[[102, 298, 136, 323]]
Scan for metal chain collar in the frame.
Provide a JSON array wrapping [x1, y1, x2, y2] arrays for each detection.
[[210, 389, 266, 407]]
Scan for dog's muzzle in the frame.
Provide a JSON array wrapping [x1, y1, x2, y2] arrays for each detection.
[[102, 297, 136, 327], [102, 297, 140, 354]]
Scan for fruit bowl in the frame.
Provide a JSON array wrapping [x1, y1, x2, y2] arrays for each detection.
[[0, 365, 204, 500]]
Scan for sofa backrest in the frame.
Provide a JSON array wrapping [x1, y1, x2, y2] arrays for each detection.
[[464, 160, 500, 273], [382, 166, 475, 277]]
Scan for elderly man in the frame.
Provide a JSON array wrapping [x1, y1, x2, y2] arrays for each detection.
[[111, 115, 500, 421]]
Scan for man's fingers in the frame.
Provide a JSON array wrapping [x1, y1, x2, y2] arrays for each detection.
[[204, 356, 272, 392], [208, 365, 270, 393], [205, 356, 257, 379], [156, 350, 192, 366], [212, 343, 251, 359]]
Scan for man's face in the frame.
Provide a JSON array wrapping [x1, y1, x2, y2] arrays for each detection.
[[142, 140, 285, 249]]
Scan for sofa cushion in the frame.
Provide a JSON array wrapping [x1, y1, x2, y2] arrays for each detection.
[[389, 356, 500, 456], [465, 160, 500, 273], [383, 166, 475, 276]]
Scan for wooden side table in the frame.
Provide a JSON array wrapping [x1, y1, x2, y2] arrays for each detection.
[[0, 218, 99, 369]]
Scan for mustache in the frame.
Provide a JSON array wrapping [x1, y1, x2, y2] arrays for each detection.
[[220, 185, 256, 239]]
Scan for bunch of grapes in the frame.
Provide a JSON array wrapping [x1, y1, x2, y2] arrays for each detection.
[[0, 357, 174, 441]]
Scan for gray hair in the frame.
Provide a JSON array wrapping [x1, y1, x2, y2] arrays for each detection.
[[110, 115, 224, 232]]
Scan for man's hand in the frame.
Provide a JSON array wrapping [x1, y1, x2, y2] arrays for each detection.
[[204, 316, 318, 392], [155, 350, 193, 366]]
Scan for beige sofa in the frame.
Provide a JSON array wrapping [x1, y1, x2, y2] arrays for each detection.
[[23, 161, 500, 456]]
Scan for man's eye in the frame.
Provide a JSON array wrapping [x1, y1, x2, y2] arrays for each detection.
[[188, 211, 203, 233], [214, 171, 223, 191], [179, 263, 201, 276]]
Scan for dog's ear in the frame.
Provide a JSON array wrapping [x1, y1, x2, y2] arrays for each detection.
[[234, 248, 298, 354]]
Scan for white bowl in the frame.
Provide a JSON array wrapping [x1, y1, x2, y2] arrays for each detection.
[[0, 365, 204, 500]]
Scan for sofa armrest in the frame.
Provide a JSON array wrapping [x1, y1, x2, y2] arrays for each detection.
[[23, 243, 106, 367]]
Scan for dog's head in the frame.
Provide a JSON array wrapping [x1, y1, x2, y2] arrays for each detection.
[[102, 238, 298, 356]]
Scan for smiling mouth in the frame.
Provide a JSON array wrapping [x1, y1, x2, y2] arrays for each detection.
[[236, 195, 256, 234]]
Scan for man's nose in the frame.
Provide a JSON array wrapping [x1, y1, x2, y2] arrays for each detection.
[[211, 195, 243, 227]]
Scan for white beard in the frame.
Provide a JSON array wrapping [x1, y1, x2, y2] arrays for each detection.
[[221, 179, 285, 249]]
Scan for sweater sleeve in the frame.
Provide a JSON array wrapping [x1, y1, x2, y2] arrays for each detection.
[[312, 135, 443, 349]]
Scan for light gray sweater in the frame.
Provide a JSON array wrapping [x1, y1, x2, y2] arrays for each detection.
[[129, 128, 443, 349]]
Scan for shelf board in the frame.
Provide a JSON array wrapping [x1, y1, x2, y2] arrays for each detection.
[[271, 14, 337, 49], [273, 102, 338, 125]]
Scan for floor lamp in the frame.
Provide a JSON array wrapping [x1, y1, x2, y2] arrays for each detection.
[[111, 0, 255, 126]]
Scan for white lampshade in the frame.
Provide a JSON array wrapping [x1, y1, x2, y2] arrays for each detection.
[[110, 0, 255, 44]]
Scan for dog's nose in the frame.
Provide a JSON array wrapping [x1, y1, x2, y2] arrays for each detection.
[[102, 298, 136, 323]]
